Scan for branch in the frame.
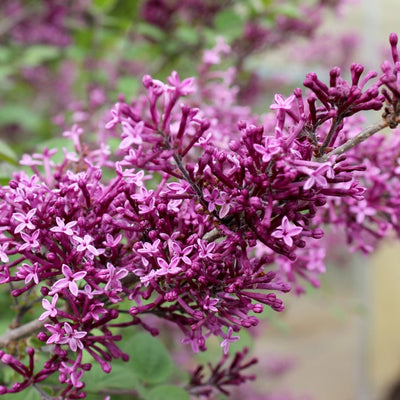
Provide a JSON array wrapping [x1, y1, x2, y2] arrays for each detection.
[[317, 119, 388, 162], [0, 319, 44, 348]]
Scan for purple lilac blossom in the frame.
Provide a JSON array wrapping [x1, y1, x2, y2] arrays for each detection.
[[2, 33, 400, 398]]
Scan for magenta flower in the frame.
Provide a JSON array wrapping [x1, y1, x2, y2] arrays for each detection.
[[270, 94, 295, 111], [74, 234, 102, 257], [138, 197, 156, 214], [120, 120, 144, 149], [171, 243, 193, 265], [50, 264, 87, 297], [58, 322, 87, 352], [102, 233, 122, 248], [85, 302, 106, 321], [203, 188, 226, 213], [39, 294, 59, 321], [202, 295, 219, 312], [18, 230, 40, 252], [349, 199, 376, 223], [13, 208, 37, 234], [156, 256, 181, 276], [16, 262, 40, 285], [167, 71, 196, 96], [139, 269, 157, 286], [137, 239, 160, 254], [44, 323, 63, 345], [220, 327, 239, 355], [103, 262, 128, 292], [253, 136, 281, 163], [0, 243, 9, 263], [271, 216, 303, 247], [197, 239, 217, 260], [50, 217, 77, 236], [115, 163, 145, 185]]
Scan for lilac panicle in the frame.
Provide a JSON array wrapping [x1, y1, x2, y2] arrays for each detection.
[[3, 34, 400, 398]]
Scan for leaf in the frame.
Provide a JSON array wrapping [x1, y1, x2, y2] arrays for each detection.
[[93, 0, 118, 11], [0, 105, 42, 132], [84, 363, 141, 391], [274, 3, 301, 18], [8, 387, 41, 400], [175, 26, 199, 46], [124, 333, 173, 384], [148, 385, 190, 400], [0, 140, 18, 166], [21, 46, 60, 67], [137, 22, 166, 42], [116, 76, 140, 98], [214, 8, 244, 41], [109, 0, 139, 22]]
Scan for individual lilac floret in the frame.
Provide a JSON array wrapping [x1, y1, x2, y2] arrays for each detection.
[[50, 265, 87, 297], [58, 322, 87, 352], [50, 217, 77, 236], [220, 327, 240, 355], [39, 294, 59, 321], [271, 217, 303, 247]]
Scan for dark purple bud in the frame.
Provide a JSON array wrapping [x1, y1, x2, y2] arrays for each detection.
[[41, 286, 49, 296], [229, 140, 240, 152], [37, 332, 47, 342], [390, 33, 399, 63], [350, 63, 364, 86], [82, 363, 92, 371], [142, 75, 153, 88], [46, 252, 57, 261], [237, 120, 247, 130], [8, 180, 18, 189], [329, 67, 340, 87], [312, 228, 324, 239]]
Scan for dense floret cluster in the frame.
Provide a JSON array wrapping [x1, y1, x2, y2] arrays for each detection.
[[3, 2, 400, 398]]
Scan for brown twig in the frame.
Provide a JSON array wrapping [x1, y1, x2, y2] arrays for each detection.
[[0, 319, 44, 348], [317, 119, 388, 162]]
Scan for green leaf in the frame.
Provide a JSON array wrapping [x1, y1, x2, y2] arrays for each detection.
[[148, 385, 190, 400], [175, 26, 199, 46], [84, 363, 141, 391], [116, 76, 140, 98], [109, 0, 139, 22], [21, 46, 60, 67], [124, 333, 173, 384], [137, 22, 166, 41], [0, 105, 43, 132], [8, 387, 41, 400], [0, 46, 12, 63], [0, 140, 18, 166], [274, 4, 301, 18], [214, 9, 244, 41], [93, 0, 118, 11]]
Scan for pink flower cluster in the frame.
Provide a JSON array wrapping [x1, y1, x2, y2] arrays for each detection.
[[2, 32, 400, 399]]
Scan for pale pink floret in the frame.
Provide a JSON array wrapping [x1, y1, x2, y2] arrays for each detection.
[[50, 264, 87, 296], [39, 294, 59, 321], [58, 322, 87, 352], [271, 216, 303, 247]]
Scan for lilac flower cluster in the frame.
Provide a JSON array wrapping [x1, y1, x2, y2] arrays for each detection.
[[2, 32, 400, 399], [0, 0, 89, 47]]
